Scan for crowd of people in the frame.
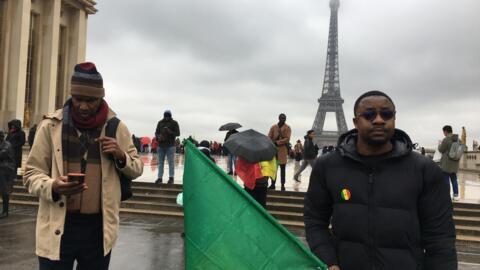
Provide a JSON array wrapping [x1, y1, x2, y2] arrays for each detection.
[[0, 62, 473, 270]]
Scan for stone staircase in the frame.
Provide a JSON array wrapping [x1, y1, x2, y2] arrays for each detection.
[[6, 180, 480, 244]]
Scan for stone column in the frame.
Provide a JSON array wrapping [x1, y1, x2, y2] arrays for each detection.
[[66, 8, 87, 95], [4, 0, 30, 125], [34, 0, 60, 123]]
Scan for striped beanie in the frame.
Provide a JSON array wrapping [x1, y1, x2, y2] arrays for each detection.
[[70, 62, 105, 98]]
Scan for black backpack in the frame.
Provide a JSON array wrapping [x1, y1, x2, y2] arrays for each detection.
[[105, 117, 133, 201]]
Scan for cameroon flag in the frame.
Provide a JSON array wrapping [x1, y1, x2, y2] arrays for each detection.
[[182, 141, 326, 269]]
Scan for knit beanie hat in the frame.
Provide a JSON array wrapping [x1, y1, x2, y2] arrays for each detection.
[[70, 62, 105, 98]]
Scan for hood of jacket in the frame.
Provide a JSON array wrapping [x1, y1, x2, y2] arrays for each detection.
[[8, 119, 22, 130], [449, 134, 459, 142], [336, 128, 413, 163]]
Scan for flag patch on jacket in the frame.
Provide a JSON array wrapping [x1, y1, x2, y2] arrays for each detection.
[[341, 189, 351, 201]]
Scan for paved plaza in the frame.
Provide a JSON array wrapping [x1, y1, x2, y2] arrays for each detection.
[[1, 153, 480, 269]]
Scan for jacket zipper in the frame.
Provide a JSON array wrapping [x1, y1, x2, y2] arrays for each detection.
[[368, 173, 376, 270]]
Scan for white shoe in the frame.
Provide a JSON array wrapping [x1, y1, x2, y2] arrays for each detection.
[[452, 195, 459, 201]]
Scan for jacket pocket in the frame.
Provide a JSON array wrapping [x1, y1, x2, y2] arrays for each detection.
[[405, 233, 423, 270]]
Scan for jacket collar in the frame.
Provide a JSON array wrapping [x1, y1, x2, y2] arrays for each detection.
[[336, 128, 413, 164]]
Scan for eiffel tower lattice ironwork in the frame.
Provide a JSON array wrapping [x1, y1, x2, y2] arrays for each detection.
[[312, 0, 348, 147]]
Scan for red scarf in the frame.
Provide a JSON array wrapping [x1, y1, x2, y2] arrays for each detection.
[[71, 100, 109, 130]]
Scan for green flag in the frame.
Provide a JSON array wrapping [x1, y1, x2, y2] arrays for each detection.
[[183, 141, 326, 269]]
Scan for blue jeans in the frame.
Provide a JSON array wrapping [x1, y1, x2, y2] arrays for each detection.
[[157, 146, 175, 179], [227, 154, 236, 172], [443, 172, 458, 196]]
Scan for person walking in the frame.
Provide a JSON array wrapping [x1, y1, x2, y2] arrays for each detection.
[[155, 110, 180, 184], [293, 139, 304, 162], [293, 130, 318, 182], [438, 125, 461, 200], [6, 119, 26, 178], [305, 91, 457, 270], [224, 129, 239, 175], [24, 62, 143, 269], [268, 113, 291, 191], [0, 129, 15, 218]]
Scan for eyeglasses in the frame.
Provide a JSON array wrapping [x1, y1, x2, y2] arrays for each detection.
[[357, 109, 396, 122]]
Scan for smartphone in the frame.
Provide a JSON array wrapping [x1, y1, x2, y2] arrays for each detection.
[[67, 173, 86, 184]]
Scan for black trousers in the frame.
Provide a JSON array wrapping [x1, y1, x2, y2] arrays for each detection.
[[1, 193, 8, 213], [38, 213, 111, 270], [245, 186, 267, 208], [245, 177, 268, 208], [279, 164, 286, 185]]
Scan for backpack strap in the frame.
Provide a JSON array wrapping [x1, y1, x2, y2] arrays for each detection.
[[105, 117, 120, 139], [104, 116, 134, 201]]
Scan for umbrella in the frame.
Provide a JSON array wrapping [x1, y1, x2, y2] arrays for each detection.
[[219, 122, 242, 131], [224, 129, 277, 163], [141, 136, 151, 145]]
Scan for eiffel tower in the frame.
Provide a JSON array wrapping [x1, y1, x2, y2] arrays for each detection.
[[312, 0, 348, 147]]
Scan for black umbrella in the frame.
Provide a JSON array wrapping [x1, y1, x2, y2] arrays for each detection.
[[219, 122, 242, 131], [224, 129, 277, 163]]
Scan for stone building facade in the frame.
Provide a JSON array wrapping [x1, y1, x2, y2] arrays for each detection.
[[0, 0, 97, 128]]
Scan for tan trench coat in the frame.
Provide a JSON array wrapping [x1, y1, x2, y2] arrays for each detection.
[[268, 124, 291, 165], [23, 108, 143, 260]]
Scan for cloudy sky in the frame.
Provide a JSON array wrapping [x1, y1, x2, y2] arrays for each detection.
[[87, 0, 480, 148]]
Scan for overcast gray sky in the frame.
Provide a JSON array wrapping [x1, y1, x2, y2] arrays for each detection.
[[87, 0, 480, 148]]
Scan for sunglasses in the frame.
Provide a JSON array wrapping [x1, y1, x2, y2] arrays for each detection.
[[357, 109, 396, 122]]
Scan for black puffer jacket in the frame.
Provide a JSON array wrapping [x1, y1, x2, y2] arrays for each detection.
[[304, 129, 457, 270]]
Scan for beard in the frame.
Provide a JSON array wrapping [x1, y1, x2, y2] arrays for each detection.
[[359, 127, 393, 147], [364, 136, 390, 146]]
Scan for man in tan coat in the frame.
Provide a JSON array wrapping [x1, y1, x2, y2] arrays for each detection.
[[268, 113, 291, 191], [24, 62, 143, 269]]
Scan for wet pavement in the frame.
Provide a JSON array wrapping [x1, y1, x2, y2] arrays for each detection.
[[0, 206, 185, 270], [142, 153, 480, 201], [2, 153, 479, 269], [0, 206, 479, 269]]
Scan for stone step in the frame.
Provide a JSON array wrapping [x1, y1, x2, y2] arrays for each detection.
[[3, 200, 303, 229], [266, 194, 305, 204], [10, 192, 37, 202], [119, 207, 184, 218], [269, 210, 303, 222], [121, 200, 183, 212], [14, 180, 308, 198], [455, 208, 480, 217], [457, 243, 480, 264], [267, 202, 304, 212], [5, 199, 480, 241], [456, 235, 480, 245], [131, 193, 177, 203], [454, 202, 480, 210], [10, 186, 307, 205], [456, 225, 480, 237], [455, 216, 480, 227], [118, 208, 305, 229]]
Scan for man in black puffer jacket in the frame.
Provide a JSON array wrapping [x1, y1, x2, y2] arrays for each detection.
[[305, 91, 457, 270]]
